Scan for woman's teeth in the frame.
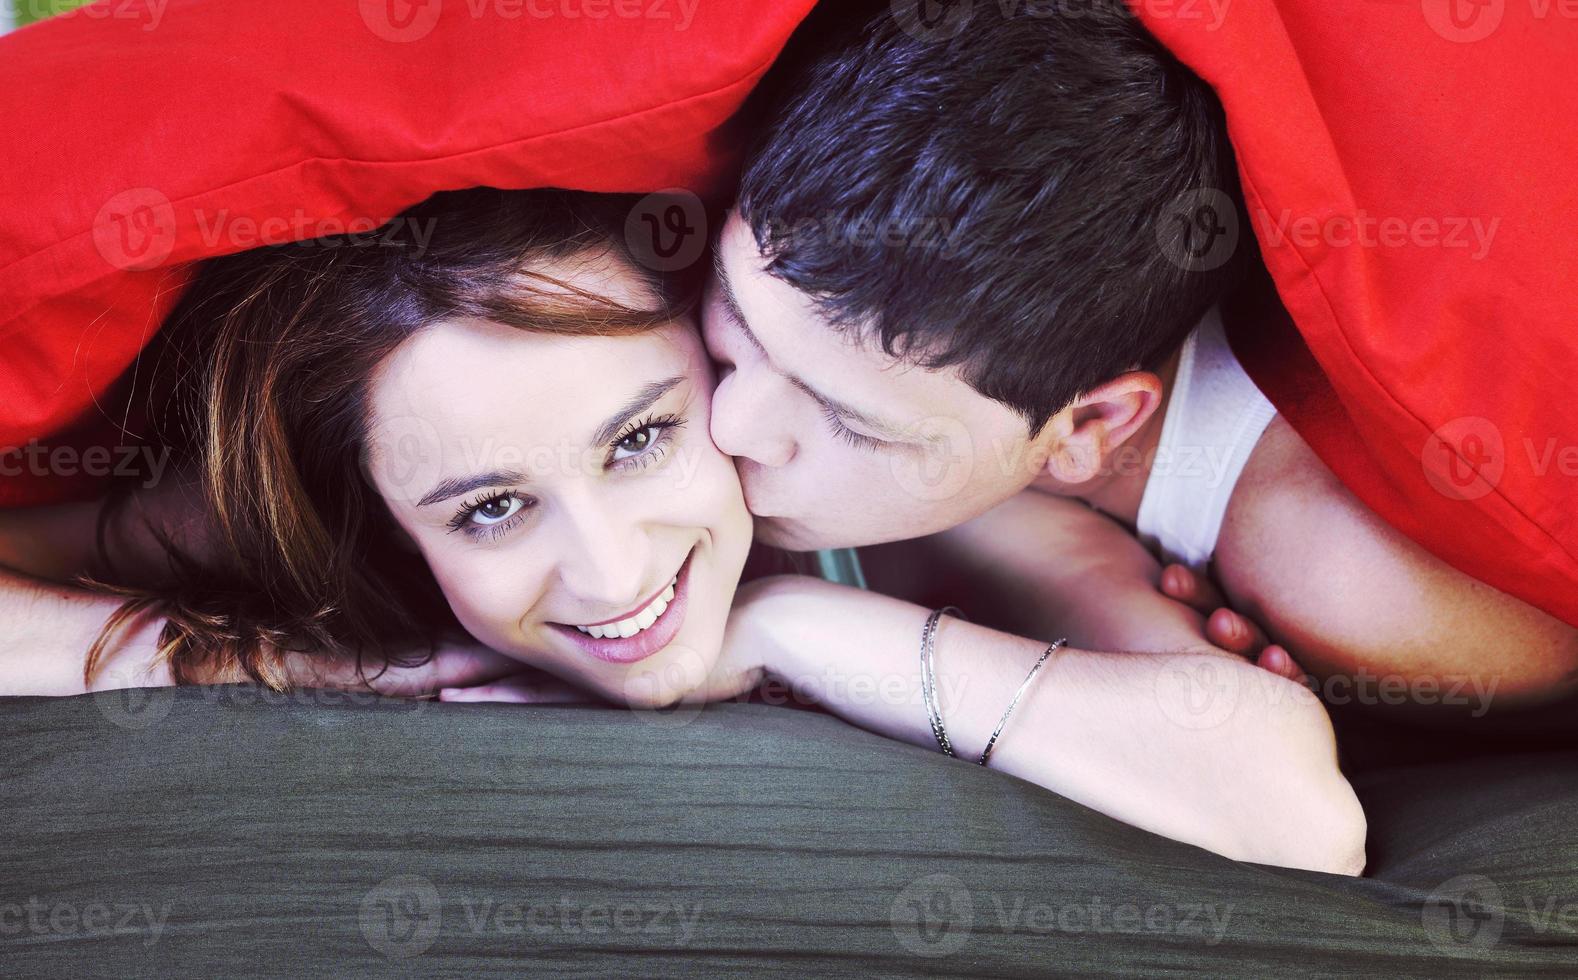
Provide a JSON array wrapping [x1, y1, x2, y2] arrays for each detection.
[[574, 578, 678, 639]]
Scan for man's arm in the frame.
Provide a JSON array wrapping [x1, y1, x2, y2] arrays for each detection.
[[861, 491, 1229, 656], [1217, 417, 1578, 718], [724, 574, 1366, 875]]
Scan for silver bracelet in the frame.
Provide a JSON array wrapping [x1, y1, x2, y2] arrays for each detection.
[[919, 606, 962, 757], [977, 638, 1067, 767]]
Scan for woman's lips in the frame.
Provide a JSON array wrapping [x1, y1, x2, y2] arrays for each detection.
[[549, 550, 695, 665]]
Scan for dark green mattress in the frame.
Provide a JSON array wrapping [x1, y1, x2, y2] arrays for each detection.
[[1, 687, 1575, 977]]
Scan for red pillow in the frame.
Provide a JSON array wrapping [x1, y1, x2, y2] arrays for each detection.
[[1132, 1, 1578, 627], [0, 0, 815, 507]]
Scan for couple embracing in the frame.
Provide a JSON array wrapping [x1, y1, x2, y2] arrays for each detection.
[[9, 1, 1574, 876]]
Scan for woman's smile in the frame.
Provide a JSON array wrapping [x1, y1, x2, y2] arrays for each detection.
[[548, 547, 696, 664]]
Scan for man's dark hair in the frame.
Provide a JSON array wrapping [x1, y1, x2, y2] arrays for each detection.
[[736, 1, 1247, 431]]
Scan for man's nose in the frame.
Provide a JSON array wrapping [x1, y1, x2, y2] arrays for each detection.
[[710, 366, 795, 468]]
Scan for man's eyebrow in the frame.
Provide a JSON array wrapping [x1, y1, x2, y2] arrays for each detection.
[[713, 250, 910, 442], [416, 376, 686, 508], [712, 249, 768, 357], [591, 374, 686, 448]]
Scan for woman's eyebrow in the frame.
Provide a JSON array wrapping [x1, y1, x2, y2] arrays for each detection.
[[418, 469, 527, 508], [590, 375, 686, 447]]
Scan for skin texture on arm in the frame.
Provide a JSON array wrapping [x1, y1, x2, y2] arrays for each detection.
[[0, 563, 172, 695], [0, 555, 534, 698], [1216, 417, 1578, 720], [724, 574, 1367, 876]]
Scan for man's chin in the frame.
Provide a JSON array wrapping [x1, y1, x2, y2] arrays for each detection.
[[751, 513, 827, 552], [752, 513, 884, 553]]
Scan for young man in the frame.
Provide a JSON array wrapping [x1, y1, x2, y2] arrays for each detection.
[[703, 0, 1578, 724]]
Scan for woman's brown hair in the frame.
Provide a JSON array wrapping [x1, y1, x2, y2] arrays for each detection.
[[84, 188, 697, 690]]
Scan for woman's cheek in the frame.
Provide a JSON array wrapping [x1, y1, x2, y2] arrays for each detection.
[[426, 547, 548, 651], [682, 442, 750, 532]]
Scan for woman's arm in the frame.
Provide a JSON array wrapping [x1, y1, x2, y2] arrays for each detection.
[[0, 559, 536, 697], [724, 574, 1367, 876], [0, 564, 171, 695]]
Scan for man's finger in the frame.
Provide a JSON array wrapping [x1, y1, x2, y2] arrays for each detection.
[[1160, 563, 1228, 614], [1206, 608, 1271, 657], [1257, 645, 1307, 683]]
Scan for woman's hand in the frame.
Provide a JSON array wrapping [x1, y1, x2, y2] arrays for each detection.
[[291, 637, 570, 701], [435, 663, 596, 705], [433, 619, 768, 707]]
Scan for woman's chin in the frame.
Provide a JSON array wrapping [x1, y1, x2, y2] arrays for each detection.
[[611, 629, 723, 709]]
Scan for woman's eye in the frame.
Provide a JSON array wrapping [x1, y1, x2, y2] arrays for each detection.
[[470, 494, 524, 526], [612, 424, 662, 462]]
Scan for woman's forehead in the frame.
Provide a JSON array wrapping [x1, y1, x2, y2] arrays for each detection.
[[366, 318, 698, 463]]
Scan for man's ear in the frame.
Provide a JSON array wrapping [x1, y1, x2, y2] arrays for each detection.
[[1040, 371, 1166, 485]]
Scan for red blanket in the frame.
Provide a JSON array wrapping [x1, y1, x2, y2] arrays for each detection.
[[1134, 0, 1578, 627], [0, 0, 815, 505]]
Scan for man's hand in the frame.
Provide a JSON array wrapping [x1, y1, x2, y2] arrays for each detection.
[[1159, 562, 1305, 683]]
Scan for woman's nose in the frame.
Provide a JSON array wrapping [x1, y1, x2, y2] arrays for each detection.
[[553, 493, 652, 613], [710, 367, 795, 468]]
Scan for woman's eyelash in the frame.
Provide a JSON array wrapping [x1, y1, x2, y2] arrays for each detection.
[[446, 491, 531, 540], [821, 405, 884, 452], [443, 413, 686, 543], [608, 412, 686, 469]]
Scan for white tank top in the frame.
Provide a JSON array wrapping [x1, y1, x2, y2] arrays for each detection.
[[1134, 306, 1277, 572]]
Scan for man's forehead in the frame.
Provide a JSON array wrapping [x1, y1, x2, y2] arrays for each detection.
[[716, 213, 930, 377]]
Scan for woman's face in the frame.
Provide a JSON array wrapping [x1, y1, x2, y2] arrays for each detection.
[[363, 253, 752, 707]]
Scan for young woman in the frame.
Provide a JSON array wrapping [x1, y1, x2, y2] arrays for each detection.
[[0, 188, 1364, 874]]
